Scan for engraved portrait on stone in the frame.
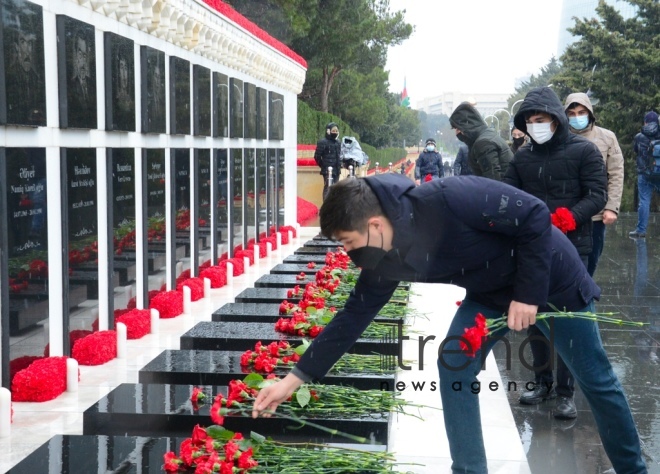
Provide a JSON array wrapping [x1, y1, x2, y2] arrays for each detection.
[[269, 92, 284, 141], [140, 46, 165, 133], [0, 0, 46, 126], [170, 56, 190, 135], [229, 77, 243, 138], [56, 15, 96, 129], [104, 32, 135, 132]]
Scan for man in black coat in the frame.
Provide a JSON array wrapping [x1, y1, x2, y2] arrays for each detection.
[[252, 174, 646, 474], [313, 122, 341, 200], [453, 142, 472, 175], [503, 86, 608, 419]]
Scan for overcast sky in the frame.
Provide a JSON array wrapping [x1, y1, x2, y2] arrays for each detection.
[[385, 0, 563, 104]]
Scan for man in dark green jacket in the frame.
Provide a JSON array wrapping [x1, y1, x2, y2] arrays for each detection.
[[449, 102, 512, 181]]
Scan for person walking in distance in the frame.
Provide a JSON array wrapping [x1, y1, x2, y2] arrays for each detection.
[[414, 138, 443, 185], [629, 111, 660, 239], [314, 122, 341, 200]]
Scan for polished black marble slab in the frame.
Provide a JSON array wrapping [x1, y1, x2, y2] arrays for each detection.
[[302, 239, 342, 248], [234, 287, 301, 304], [83, 383, 390, 444], [254, 273, 315, 288], [270, 263, 323, 275], [179, 321, 397, 355], [5, 434, 388, 473], [138, 349, 395, 391], [283, 254, 329, 264], [294, 246, 333, 255], [69, 270, 120, 299], [211, 302, 402, 326], [77, 260, 136, 285]]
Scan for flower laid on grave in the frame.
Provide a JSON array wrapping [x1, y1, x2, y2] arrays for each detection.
[[307, 261, 316, 269], [190, 387, 206, 411], [163, 424, 409, 473], [149, 290, 184, 319], [459, 307, 649, 358], [113, 219, 136, 255], [176, 277, 205, 301], [11, 356, 69, 402], [68, 239, 98, 266], [175, 209, 191, 231], [200, 266, 228, 288], [239, 339, 401, 375], [218, 256, 244, 276], [115, 309, 151, 339], [550, 207, 577, 234], [9, 355, 43, 384], [72, 330, 117, 365], [147, 216, 165, 242]]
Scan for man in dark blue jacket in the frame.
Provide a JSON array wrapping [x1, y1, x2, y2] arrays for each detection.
[[253, 174, 646, 474], [414, 138, 443, 184]]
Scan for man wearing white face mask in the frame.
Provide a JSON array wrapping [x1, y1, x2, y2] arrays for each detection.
[[504, 86, 607, 420]]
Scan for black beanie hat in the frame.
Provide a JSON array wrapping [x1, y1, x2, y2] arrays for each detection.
[[425, 138, 436, 145]]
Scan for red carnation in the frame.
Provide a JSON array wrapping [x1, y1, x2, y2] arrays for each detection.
[[460, 313, 489, 357], [115, 309, 151, 339], [72, 331, 117, 365], [551, 207, 577, 234], [424, 174, 433, 182], [149, 290, 184, 318], [177, 277, 205, 301], [11, 356, 68, 401]]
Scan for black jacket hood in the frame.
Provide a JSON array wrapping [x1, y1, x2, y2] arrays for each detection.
[[449, 103, 487, 146], [514, 87, 569, 146]]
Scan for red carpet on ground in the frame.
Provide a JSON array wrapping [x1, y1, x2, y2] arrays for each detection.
[[297, 196, 318, 225]]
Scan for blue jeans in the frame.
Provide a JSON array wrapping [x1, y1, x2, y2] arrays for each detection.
[[635, 174, 660, 234], [438, 298, 647, 474]]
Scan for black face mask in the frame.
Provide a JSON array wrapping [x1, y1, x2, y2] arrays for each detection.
[[456, 132, 468, 144], [512, 137, 525, 148], [330, 133, 339, 140], [347, 229, 387, 270]]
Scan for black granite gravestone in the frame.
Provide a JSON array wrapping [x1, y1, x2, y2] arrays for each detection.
[[140, 46, 165, 133], [270, 263, 328, 275], [276, 148, 285, 228], [229, 149, 243, 252], [212, 72, 228, 137], [169, 56, 190, 135], [56, 16, 96, 129], [83, 383, 390, 443], [196, 149, 211, 269], [229, 77, 243, 138], [0, 0, 46, 126], [213, 149, 228, 261], [193, 64, 211, 136], [268, 91, 284, 141], [144, 150, 167, 295], [256, 87, 267, 140], [104, 32, 135, 132], [283, 253, 329, 264], [253, 273, 315, 288], [256, 149, 268, 238], [179, 321, 397, 355], [243, 82, 256, 139], [244, 148, 257, 245], [139, 349, 396, 391]]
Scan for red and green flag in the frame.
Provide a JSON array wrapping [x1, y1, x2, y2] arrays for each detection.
[[400, 78, 410, 108]]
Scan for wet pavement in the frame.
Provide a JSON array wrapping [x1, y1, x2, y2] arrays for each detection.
[[493, 213, 660, 474]]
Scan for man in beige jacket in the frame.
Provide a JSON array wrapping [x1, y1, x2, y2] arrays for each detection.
[[565, 92, 624, 276]]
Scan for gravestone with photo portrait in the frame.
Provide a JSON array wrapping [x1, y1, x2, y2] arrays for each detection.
[[140, 46, 165, 134], [104, 33, 135, 132]]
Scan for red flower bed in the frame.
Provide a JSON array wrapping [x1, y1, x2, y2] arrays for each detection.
[[72, 331, 117, 366], [280, 225, 297, 238], [44, 329, 93, 357], [127, 290, 161, 310], [177, 277, 205, 301], [11, 356, 68, 402], [218, 257, 244, 276], [9, 355, 43, 384], [115, 309, 151, 339], [297, 158, 317, 166], [199, 266, 228, 288], [234, 249, 255, 265], [297, 197, 318, 225], [149, 290, 184, 318]]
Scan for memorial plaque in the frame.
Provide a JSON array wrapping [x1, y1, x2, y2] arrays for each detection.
[[63, 148, 98, 329], [140, 46, 165, 134], [174, 149, 190, 273], [195, 149, 211, 267], [140, 349, 396, 391], [229, 148, 243, 252], [213, 149, 228, 260], [277, 148, 285, 228], [212, 72, 228, 137], [229, 77, 243, 138], [180, 321, 397, 355], [104, 33, 135, 132], [268, 91, 284, 140], [244, 148, 256, 244], [266, 148, 277, 234], [145, 149, 166, 288], [110, 148, 136, 306], [243, 82, 256, 139], [256, 149, 268, 238], [192, 64, 210, 136], [84, 382, 390, 443], [169, 56, 190, 135], [56, 16, 96, 129], [256, 87, 267, 139], [0, 0, 46, 126], [283, 253, 328, 265], [1, 147, 49, 366]]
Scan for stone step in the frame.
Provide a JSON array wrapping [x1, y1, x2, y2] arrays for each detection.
[[179, 321, 398, 355], [138, 349, 397, 391], [83, 383, 390, 444]]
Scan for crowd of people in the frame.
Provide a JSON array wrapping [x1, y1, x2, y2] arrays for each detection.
[[295, 86, 657, 473]]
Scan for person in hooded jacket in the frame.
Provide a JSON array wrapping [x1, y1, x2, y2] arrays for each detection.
[[503, 86, 607, 420], [453, 142, 472, 176], [314, 122, 341, 200], [564, 92, 624, 275], [510, 126, 527, 154], [414, 138, 443, 185], [449, 102, 512, 181], [629, 111, 660, 238], [251, 174, 647, 474]]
